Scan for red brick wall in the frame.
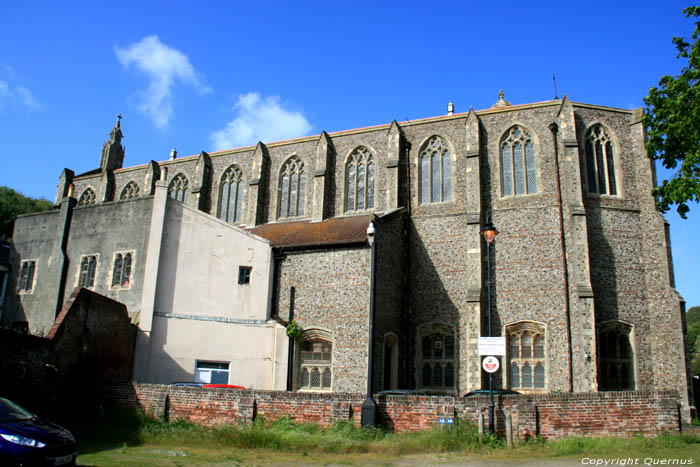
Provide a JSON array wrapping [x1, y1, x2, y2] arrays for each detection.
[[103, 383, 681, 439]]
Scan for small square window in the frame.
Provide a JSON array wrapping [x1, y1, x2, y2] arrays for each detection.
[[238, 266, 251, 284], [194, 361, 229, 384]]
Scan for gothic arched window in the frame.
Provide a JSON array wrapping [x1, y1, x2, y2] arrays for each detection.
[[298, 336, 332, 390], [168, 174, 190, 203], [584, 125, 618, 195], [120, 181, 140, 200], [278, 156, 305, 218], [507, 322, 546, 391], [501, 126, 536, 196], [345, 147, 375, 211], [418, 325, 455, 391], [78, 255, 98, 288], [598, 322, 634, 390], [420, 136, 451, 204], [218, 166, 244, 223], [112, 252, 133, 288], [77, 188, 96, 206]]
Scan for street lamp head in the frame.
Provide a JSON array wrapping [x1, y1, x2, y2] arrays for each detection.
[[482, 222, 498, 244]]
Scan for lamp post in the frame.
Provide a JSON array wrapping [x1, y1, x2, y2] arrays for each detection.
[[361, 221, 377, 427], [482, 214, 498, 434]]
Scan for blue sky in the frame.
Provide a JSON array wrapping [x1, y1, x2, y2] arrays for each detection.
[[0, 1, 698, 306]]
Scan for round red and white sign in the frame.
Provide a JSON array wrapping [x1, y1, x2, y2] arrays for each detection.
[[482, 356, 500, 373]]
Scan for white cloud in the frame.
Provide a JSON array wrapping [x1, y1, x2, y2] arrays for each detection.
[[0, 77, 41, 111], [210, 92, 313, 150], [115, 35, 211, 129], [15, 86, 40, 110]]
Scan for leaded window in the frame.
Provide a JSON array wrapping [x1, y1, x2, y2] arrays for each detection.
[[168, 174, 190, 203], [585, 125, 617, 195], [278, 156, 306, 218], [78, 255, 98, 288], [19, 260, 36, 292], [219, 166, 245, 223], [77, 188, 96, 206], [112, 252, 132, 287], [299, 338, 332, 390], [420, 136, 451, 204], [501, 126, 536, 196], [120, 181, 140, 200], [598, 322, 634, 390], [346, 147, 375, 211], [419, 326, 455, 390], [508, 324, 545, 390]]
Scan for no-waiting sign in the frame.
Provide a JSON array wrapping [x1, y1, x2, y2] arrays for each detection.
[[482, 356, 500, 373]]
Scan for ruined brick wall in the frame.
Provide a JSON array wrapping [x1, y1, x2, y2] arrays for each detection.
[[103, 383, 681, 439]]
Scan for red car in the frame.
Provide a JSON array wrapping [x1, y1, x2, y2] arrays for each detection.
[[202, 384, 245, 389]]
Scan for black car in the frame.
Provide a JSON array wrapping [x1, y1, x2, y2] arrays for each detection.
[[0, 397, 77, 466], [463, 389, 520, 397]]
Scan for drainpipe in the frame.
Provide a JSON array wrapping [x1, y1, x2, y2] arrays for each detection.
[[361, 221, 377, 427], [403, 140, 412, 388], [549, 122, 574, 392], [286, 286, 295, 391]]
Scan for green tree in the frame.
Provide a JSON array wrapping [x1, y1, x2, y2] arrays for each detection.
[[643, 6, 700, 218], [0, 186, 53, 239], [687, 306, 700, 374]]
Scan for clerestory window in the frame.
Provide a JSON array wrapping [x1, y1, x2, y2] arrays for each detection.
[[420, 136, 452, 204], [507, 322, 546, 391], [112, 252, 133, 288], [77, 188, 96, 206], [278, 156, 306, 218], [345, 147, 375, 211], [584, 125, 618, 195], [168, 173, 190, 203], [501, 125, 536, 196], [219, 166, 245, 224], [120, 181, 140, 200]]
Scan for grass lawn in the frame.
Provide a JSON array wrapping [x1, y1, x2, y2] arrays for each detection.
[[72, 408, 700, 466]]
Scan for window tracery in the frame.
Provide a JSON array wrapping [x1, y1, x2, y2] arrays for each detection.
[[418, 325, 455, 390], [584, 125, 618, 195], [168, 174, 190, 203], [507, 322, 546, 390], [345, 147, 375, 211], [278, 156, 305, 218], [501, 126, 536, 196], [420, 136, 451, 204], [299, 337, 332, 390], [77, 188, 96, 206], [120, 181, 140, 200], [78, 255, 98, 288], [218, 166, 244, 223], [112, 252, 133, 288]]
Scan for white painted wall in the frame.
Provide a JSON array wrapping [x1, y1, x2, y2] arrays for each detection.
[[134, 185, 288, 388]]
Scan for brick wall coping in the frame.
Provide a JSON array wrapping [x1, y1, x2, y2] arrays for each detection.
[[112, 383, 678, 403]]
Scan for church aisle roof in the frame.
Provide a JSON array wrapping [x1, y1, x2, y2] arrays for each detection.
[[248, 215, 370, 249]]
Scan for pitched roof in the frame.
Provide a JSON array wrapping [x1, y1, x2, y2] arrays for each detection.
[[248, 215, 370, 249]]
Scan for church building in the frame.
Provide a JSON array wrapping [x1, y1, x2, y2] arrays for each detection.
[[2, 93, 692, 418]]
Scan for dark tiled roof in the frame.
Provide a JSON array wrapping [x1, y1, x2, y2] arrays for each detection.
[[248, 215, 370, 248]]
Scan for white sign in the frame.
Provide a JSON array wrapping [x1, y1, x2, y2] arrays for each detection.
[[482, 356, 500, 373], [478, 337, 506, 356]]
